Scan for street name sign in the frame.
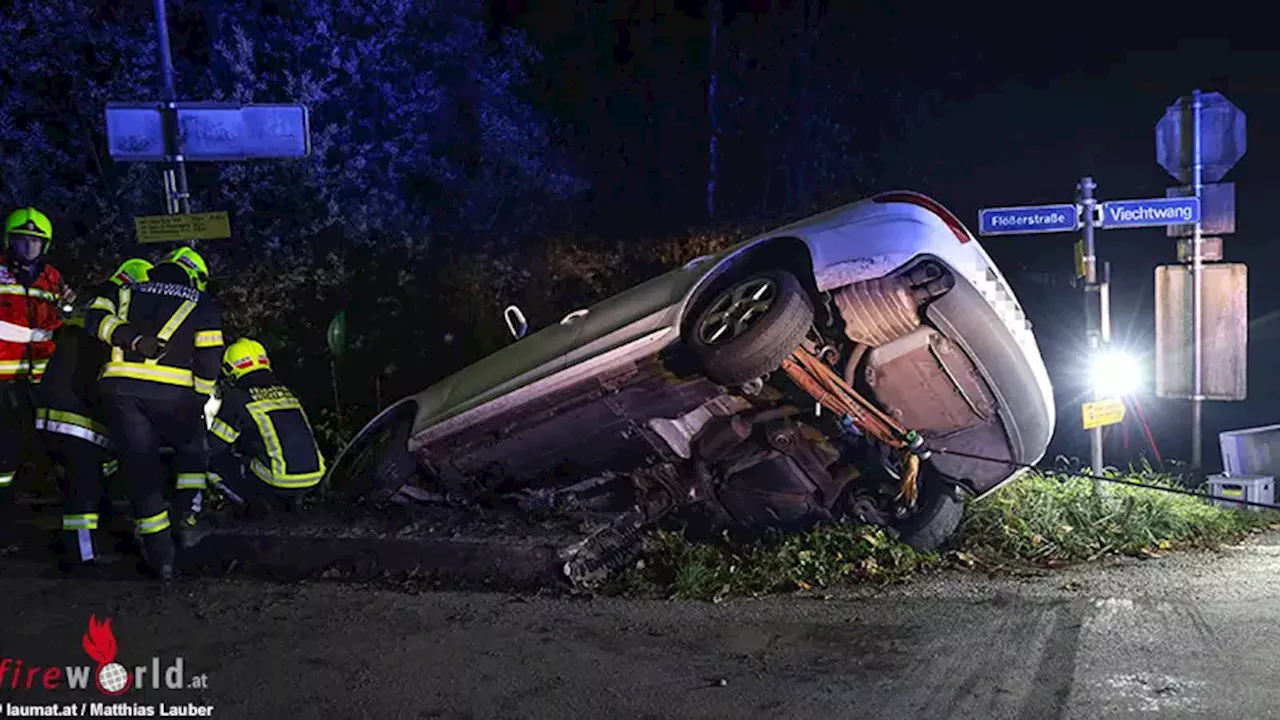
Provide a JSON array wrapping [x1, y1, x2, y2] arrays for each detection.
[[1100, 197, 1200, 229], [1082, 399, 1126, 430], [106, 102, 311, 162], [977, 204, 1080, 236], [135, 211, 231, 243]]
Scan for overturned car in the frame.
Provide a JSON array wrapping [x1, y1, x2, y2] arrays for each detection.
[[327, 191, 1055, 584]]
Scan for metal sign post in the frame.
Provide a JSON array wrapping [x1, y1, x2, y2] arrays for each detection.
[[104, 2, 312, 246], [155, 0, 190, 221], [1191, 91, 1206, 471], [1077, 177, 1104, 488], [979, 186, 1200, 485], [1153, 90, 1247, 469]]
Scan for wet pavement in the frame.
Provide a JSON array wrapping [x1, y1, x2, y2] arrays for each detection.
[[1, 514, 1279, 719]]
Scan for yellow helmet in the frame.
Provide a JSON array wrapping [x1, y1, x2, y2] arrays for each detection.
[[3, 207, 53, 252], [110, 258, 154, 287], [163, 246, 209, 291], [222, 338, 271, 380]]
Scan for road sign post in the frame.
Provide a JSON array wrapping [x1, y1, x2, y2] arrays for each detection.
[[154, 0, 190, 221], [1077, 177, 1106, 487], [1153, 90, 1247, 469], [979, 182, 1204, 487], [106, 0, 311, 247]]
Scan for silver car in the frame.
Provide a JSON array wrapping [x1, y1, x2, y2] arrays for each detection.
[[327, 191, 1055, 578]]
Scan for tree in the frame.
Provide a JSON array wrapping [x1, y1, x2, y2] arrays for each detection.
[[193, 0, 586, 254], [0, 0, 161, 278], [0, 0, 589, 448]]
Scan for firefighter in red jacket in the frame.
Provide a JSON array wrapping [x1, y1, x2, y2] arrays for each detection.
[[0, 207, 71, 495]]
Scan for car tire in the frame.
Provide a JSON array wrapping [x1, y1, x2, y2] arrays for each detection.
[[893, 466, 965, 552], [689, 269, 814, 387], [326, 409, 419, 505]]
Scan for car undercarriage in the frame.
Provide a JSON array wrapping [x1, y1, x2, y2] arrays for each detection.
[[349, 256, 1019, 588]]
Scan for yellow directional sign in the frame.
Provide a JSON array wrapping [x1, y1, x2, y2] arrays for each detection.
[[1082, 399, 1126, 430], [1073, 239, 1086, 279], [134, 212, 231, 243]]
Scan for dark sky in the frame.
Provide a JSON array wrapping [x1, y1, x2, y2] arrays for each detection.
[[874, 7, 1278, 468], [505, 2, 1272, 468]]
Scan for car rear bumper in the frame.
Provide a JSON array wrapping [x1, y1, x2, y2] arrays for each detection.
[[923, 268, 1055, 497]]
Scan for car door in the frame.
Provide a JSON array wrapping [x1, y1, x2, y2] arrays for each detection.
[[423, 315, 587, 426], [561, 256, 714, 368]]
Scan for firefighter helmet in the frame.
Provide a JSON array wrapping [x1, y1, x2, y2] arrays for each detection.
[[222, 338, 271, 380], [163, 246, 209, 291], [3, 207, 53, 253], [110, 258, 154, 287]]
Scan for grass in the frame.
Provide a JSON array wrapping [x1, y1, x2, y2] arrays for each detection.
[[619, 463, 1280, 601], [614, 524, 938, 602], [961, 463, 1280, 564]]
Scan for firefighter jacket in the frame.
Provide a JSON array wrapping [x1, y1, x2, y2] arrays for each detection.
[[208, 370, 327, 489], [0, 252, 66, 382], [84, 264, 223, 399], [32, 314, 113, 450]]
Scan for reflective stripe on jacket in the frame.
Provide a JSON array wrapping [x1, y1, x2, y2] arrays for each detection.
[[83, 265, 223, 396], [209, 371, 326, 489], [33, 407, 113, 449], [0, 254, 65, 383]]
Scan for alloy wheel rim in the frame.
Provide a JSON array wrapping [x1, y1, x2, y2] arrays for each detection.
[[696, 277, 778, 346]]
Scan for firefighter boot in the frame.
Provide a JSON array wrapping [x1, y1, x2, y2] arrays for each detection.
[[174, 490, 212, 549], [57, 529, 112, 577], [176, 512, 212, 549], [137, 530, 175, 581]]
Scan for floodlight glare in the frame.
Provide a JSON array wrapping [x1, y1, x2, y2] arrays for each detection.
[[1089, 349, 1142, 398]]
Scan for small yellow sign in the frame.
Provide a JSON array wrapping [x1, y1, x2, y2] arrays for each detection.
[[134, 212, 231, 244], [1073, 239, 1086, 279], [1082, 398, 1126, 430]]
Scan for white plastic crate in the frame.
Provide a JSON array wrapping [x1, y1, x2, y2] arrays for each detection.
[[1206, 474, 1275, 511], [1219, 425, 1280, 476]]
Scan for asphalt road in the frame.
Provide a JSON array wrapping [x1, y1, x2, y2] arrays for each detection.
[[3, 534, 1280, 719]]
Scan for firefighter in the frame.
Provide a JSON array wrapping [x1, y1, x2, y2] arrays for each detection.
[[36, 259, 154, 570], [165, 246, 209, 291], [85, 248, 223, 580], [0, 207, 71, 496], [207, 338, 325, 513]]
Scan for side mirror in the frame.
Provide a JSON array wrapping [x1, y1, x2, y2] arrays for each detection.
[[503, 305, 528, 340]]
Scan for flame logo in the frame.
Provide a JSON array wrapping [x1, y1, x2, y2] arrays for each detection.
[[82, 615, 129, 695]]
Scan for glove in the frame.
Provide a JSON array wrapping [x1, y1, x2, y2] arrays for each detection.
[[58, 287, 77, 315], [130, 335, 167, 359]]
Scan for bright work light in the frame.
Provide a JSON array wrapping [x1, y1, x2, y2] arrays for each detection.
[[1089, 349, 1142, 398]]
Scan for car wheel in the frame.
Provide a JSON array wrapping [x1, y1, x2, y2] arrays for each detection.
[[893, 465, 966, 552], [326, 408, 420, 506], [689, 269, 814, 387]]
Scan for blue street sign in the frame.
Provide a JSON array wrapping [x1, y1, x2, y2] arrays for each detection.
[[1100, 196, 1201, 229], [977, 204, 1080, 236]]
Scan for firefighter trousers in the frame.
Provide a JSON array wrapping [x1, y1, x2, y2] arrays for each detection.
[[101, 391, 209, 574], [0, 381, 35, 494], [210, 453, 310, 511], [41, 431, 111, 563]]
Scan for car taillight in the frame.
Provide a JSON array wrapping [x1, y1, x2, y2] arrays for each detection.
[[873, 192, 971, 245]]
